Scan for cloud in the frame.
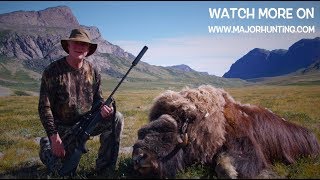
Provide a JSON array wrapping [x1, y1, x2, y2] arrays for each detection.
[[112, 32, 319, 77]]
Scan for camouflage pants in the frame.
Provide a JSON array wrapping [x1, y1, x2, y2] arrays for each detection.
[[39, 111, 124, 175]]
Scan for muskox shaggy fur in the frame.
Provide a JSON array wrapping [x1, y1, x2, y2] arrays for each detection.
[[132, 85, 320, 179]]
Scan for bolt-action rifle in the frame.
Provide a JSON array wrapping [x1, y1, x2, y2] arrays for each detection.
[[58, 46, 148, 176]]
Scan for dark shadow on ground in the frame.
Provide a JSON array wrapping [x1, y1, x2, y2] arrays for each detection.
[[0, 164, 48, 179], [0, 158, 143, 179]]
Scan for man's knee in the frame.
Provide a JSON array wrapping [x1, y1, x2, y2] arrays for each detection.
[[40, 137, 50, 149], [39, 137, 62, 173], [114, 111, 124, 129], [39, 137, 49, 161], [113, 111, 124, 142], [91, 111, 124, 137]]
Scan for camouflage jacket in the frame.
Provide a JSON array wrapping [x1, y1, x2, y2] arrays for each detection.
[[38, 57, 104, 137]]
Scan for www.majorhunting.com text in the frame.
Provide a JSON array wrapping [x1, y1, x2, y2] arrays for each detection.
[[208, 25, 315, 33]]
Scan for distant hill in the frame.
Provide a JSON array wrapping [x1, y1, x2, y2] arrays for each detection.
[[246, 58, 320, 85], [223, 37, 320, 80], [166, 64, 209, 75], [0, 6, 247, 94], [301, 59, 320, 74], [167, 64, 194, 72]]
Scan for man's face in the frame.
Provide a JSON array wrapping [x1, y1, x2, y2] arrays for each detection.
[[67, 41, 90, 60]]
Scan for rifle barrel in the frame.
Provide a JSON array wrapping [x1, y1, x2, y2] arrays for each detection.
[[105, 46, 148, 104], [132, 46, 148, 66]]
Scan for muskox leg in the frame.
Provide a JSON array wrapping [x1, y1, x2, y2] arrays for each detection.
[[256, 169, 283, 179], [214, 136, 272, 179], [214, 152, 238, 179]]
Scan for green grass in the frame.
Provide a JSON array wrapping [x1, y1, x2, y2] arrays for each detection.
[[288, 80, 320, 86], [0, 84, 319, 178], [0, 59, 41, 92]]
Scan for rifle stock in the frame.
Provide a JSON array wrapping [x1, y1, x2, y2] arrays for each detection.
[[58, 46, 148, 176]]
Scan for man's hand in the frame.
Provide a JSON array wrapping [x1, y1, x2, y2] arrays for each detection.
[[49, 133, 66, 158], [100, 104, 114, 120]]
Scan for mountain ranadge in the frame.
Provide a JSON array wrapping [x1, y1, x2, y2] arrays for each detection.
[[0, 6, 247, 92]]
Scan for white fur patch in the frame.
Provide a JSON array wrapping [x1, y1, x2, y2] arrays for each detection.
[[215, 153, 238, 179]]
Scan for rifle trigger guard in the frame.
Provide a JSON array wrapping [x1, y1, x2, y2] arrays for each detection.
[[84, 131, 91, 137]]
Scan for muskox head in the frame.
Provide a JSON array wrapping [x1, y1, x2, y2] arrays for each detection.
[[132, 114, 187, 178], [132, 85, 229, 178]]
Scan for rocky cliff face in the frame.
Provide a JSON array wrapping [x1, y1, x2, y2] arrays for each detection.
[[0, 6, 135, 73], [0, 6, 79, 27]]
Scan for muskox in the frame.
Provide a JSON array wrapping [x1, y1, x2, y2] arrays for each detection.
[[132, 85, 320, 178]]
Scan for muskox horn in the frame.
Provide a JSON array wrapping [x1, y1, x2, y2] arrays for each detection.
[[177, 133, 188, 146]]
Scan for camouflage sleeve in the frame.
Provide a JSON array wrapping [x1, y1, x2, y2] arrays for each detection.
[[92, 69, 104, 109], [38, 71, 57, 137]]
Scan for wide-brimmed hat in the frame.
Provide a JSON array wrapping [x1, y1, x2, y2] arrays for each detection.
[[61, 28, 97, 57]]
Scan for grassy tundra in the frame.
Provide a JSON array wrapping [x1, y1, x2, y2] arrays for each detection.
[[0, 83, 319, 178]]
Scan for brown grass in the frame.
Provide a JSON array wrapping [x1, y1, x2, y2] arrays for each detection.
[[0, 84, 319, 178]]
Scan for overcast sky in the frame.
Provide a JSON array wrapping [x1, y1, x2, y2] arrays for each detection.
[[1, 1, 319, 76]]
